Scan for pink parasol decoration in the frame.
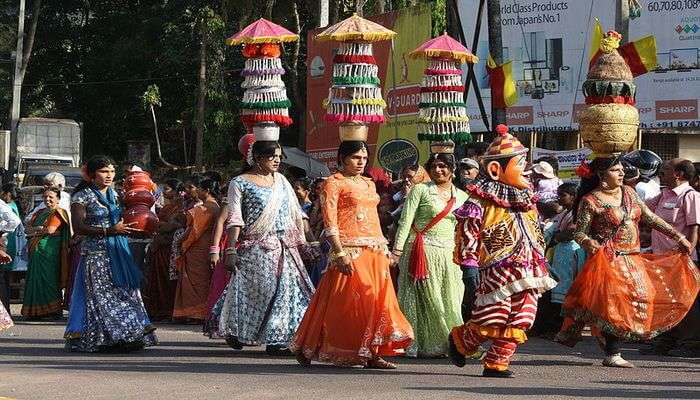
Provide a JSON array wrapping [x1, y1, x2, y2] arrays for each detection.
[[409, 33, 479, 64], [226, 18, 299, 45]]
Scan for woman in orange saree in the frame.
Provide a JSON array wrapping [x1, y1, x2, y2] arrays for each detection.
[[291, 140, 413, 369], [143, 179, 185, 321], [173, 178, 220, 322], [556, 156, 700, 368]]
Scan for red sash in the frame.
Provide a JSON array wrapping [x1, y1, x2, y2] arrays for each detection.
[[409, 196, 456, 283]]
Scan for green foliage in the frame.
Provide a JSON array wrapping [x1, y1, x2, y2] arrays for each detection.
[[142, 84, 161, 109], [0, 0, 444, 169]]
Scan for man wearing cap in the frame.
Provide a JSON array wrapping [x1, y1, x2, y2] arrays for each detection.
[[448, 125, 557, 377], [457, 158, 480, 191], [623, 149, 662, 201]]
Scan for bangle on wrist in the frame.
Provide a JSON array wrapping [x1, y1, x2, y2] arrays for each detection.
[[209, 245, 221, 255], [224, 247, 237, 255]]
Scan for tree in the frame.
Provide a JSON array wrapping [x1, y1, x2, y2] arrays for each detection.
[[142, 84, 176, 168]]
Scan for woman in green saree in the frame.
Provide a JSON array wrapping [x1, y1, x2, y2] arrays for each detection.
[[21, 187, 70, 319]]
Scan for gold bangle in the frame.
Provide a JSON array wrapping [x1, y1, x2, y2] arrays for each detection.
[[331, 250, 347, 261]]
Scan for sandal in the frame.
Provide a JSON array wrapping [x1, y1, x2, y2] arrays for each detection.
[[602, 353, 635, 368], [295, 352, 311, 367], [364, 357, 397, 369]]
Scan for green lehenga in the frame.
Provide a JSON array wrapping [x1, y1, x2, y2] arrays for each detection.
[[21, 209, 70, 318], [395, 182, 467, 357]]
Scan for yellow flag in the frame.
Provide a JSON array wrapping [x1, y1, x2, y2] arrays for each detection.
[[589, 18, 604, 66], [487, 54, 518, 108]]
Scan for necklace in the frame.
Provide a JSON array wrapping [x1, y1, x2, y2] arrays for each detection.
[[436, 184, 452, 200]]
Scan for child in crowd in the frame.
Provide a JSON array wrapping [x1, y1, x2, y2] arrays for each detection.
[[532, 161, 563, 204], [532, 182, 586, 338]]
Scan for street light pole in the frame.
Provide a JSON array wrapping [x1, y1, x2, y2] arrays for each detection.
[[9, 0, 25, 177], [486, 0, 506, 127], [615, 0, 630, 44]]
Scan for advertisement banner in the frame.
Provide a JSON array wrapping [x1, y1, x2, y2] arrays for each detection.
[[305, 6, 432, 169], [457, 0, 700, 133], [532, 147, 593, 180]]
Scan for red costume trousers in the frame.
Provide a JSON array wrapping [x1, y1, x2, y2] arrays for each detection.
[[451, 289, 538, 371]]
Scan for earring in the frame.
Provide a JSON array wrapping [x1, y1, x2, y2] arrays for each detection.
[[601, 181, 609, 189]]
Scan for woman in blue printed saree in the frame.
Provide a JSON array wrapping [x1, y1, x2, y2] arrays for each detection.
[[65, 156, 157, 352], [218, 141, 315, 354]]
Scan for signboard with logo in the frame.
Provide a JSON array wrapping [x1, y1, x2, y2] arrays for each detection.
[[457, 0, 700, 133], [532, 147, 593, 180], [305, 6, 433, 168], [377, 139, 420, 173]]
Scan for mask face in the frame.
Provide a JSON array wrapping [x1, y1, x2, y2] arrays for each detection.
[[487, 154, 531, 190]]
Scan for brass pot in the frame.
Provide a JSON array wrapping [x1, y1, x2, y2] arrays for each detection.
[[578, 104, 639, 155]]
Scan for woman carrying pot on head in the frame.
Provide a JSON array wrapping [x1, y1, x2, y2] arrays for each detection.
[[218, 124, 315, 355], [555, 155, 700, 368], [291, 125, 413, 369], [64, 155, 157, 352], [392, 142, 467, 358]]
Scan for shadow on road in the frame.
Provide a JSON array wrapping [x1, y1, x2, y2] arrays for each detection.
[[406, 386, 700, 399]]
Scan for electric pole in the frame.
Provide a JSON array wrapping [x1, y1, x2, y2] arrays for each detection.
[[615, 0, 630, 44], [486, 0, 506, 127], [320, 0, 328, 27], [9, 0, 26, 177]]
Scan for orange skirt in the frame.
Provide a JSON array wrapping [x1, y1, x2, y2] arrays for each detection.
[[290, 248, 413, 366], [559, 248, 700, 343]]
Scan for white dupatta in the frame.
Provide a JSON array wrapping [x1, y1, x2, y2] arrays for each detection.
[[244, 172, 305, 240]]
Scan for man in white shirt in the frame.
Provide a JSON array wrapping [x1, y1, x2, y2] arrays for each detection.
[[622, 150, 662, 201], [0, 198, 22, 316]]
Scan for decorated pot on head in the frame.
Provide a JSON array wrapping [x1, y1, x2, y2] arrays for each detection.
[[578, 30, 639, 156], [338, 122, 368, 143]]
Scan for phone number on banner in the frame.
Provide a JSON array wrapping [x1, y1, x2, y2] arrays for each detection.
[[647, 0, 700, 12], [640, 121, 700, 128]]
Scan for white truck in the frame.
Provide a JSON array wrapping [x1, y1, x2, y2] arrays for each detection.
[[14, 118, 83, 182]]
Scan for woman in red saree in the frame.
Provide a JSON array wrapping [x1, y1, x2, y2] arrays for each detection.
[[556, 156, 700, 368], [173, 178, 220, 322], [143, 179, 185, 321], [291, 140, 413, 368]]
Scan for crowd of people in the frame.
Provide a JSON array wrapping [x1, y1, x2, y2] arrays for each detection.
[[0, 125, 698, 378]]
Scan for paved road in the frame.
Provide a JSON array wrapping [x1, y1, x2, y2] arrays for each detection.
[[1, 319, 698, 400]]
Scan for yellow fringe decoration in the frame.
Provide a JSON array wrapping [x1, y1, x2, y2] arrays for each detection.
[[226, 34, 299, 46], [469, 322, 528, 344], [410, 49, 479, 64], [419, 116, 470, 124], [315, 32, 396, 42], [351, 98, 387, 107]]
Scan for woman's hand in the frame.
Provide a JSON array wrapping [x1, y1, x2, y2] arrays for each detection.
[[390, 250, 402, 267], [335, 255, 353, 275], [224, 249, 238, 272], [111, 219, 138, 235], [677, 237, 692, 254], [582, 238, 602, 254], [0, 249, 11, 264], [210, 252, 220, 269]]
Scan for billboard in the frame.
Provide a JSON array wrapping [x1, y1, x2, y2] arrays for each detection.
[[305, 6, 433, 168], [457, 0, 700, 133]]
